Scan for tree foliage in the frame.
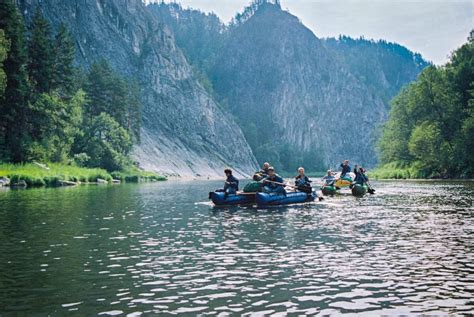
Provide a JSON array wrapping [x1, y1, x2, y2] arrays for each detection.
[[0, 0, 30, 162], [0, 29, 10, 96], [379, 36, 474, 178], [0, 7, 142, 171]]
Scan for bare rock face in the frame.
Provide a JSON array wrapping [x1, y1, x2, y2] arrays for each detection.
[[210, 3, 387, 166], [18, 0, 258, 178]]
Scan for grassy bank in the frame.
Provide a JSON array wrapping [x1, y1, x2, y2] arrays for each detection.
[[369, 162, 460, 180], [0, 163, 166, 187]]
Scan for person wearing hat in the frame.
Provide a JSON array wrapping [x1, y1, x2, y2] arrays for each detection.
[[263, 167, 286, 195]]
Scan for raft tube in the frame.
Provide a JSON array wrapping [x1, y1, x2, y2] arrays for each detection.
[[210, 192, 256, 206], [334, 172, 355, 188], [351, 184, 368, 197], [321, 185, 337, 196], [256, 191, 317, 207]]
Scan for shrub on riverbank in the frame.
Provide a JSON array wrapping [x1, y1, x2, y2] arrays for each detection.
[[0, 163, 165, 187], [369, 162, 446, 179]]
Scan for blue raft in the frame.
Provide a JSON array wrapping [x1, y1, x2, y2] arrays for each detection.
[[256, 191, 317, 207], [210, 192, 256, 206]]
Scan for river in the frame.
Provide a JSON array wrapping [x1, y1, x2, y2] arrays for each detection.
[[0, 180, 472, 315]]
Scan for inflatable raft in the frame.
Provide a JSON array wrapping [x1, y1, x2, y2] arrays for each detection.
[[256, 191, 317, 207], [351, 184, 368, 196], [334, 172, 355, 188], [210, 192, 256, 206], [321, 185, 337, 196]]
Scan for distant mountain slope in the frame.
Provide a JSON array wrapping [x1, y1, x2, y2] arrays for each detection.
[[150, 1, 428, 170], [323, 36, 430, 103], [17, 0, 258, 177]]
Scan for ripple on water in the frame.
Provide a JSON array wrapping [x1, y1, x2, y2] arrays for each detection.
[[0, 180, 472, 315]]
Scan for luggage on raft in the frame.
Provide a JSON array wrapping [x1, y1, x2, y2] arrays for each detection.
[[351, 184, 368, 196], [243, 181, 261, 193], [210, 191, 256, 206], [256, 191, 317, 207], [334, 172, 355, 188], [321, 185, 337, 196]]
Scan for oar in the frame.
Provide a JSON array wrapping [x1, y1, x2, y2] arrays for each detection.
[[263, 179, 312, 193], [367, 181, 376, 194]]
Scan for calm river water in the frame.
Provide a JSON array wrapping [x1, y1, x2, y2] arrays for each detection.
[[0, 180, 473, 315]]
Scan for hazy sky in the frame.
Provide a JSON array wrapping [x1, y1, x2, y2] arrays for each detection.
[[155, 0, 473, 64]]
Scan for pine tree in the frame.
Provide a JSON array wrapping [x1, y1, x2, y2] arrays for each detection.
[[0, 0, 30, 162], [52, 24, 76, 96], [28, 7, 54, 94], [0, 29, 10, 96]]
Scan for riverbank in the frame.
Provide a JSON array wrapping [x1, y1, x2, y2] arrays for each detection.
[[0, 163, 166, 188], [369, 162, 472, 180]]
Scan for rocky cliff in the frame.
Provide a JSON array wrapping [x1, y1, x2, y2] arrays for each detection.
[[209, 2, 387, 167], [150, 1, 428, 170], [17, 0, 258, 177]]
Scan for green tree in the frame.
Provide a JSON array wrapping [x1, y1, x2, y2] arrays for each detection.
[[84, 59, 140, 140], [27, 90, 85, 162], [52, 24, 76, 96], [0, 29, 10, 96], [28, 8, 54, 94], [0, 0, 30, 162], [78, 112, 132, 171], [407, 122, 442, 170], [378, 34, 474, 178]]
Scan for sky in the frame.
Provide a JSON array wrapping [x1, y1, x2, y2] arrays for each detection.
[[153, 0, 473, 65]]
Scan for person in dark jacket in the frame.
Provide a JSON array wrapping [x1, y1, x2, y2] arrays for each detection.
[[263, 167, 286, 195], [223, 169, 239, 196], [260, 162, 271, 176], [253, 162, 271, 181], [295, 167, 312, 188], [353, 165, 368, 185], [340, 160, 351, 178]]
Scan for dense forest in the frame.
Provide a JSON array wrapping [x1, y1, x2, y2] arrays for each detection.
[[378, 37, 473, 178], [0, 2, 141, 172]]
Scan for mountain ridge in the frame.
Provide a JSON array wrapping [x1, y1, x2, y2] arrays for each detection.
[[150, 1, 429, 170]]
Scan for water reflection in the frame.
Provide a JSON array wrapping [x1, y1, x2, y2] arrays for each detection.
[[0, 180, 473, 315]]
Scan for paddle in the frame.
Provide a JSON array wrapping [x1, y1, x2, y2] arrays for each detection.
[[367, 181, 376, 194], [263, 179, 315, 195]]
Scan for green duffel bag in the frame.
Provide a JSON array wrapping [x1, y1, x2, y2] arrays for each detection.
[[243, 181, 261, 193]]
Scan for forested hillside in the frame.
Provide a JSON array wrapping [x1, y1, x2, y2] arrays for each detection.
[[377, 38, 473, 178], [2, 0, 259, 178], [323, 36, 429, 103], [150, 1, 428, 172], [0, 3, 140, 171]]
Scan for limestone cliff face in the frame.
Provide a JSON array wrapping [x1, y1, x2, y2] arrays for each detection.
[[18, 0, 258, 177], [210, 3, 387, 166]]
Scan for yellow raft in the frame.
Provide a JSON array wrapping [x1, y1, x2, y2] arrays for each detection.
[[334, 172, 355, 188]]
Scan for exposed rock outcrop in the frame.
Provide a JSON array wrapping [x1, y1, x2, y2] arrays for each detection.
[[18, 0, 258, 177]]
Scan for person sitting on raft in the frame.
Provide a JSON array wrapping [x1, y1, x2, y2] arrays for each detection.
[[263, 167, 286, 195], [221, 169, 239, 197], [353, 165, 368, 185], [321, 170, 335, 186], [253, 162, 271, 181], [340, 160, 351, 178], [260, 162, 270, 175], [295, 167, 312, 189]]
